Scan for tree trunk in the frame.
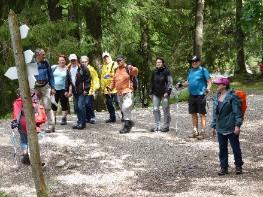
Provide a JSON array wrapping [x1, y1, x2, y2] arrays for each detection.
[[47, 0, 62, 21], [8, 10, 48, 197], [85, 0, 102, 59], [68, 1, 80, 42], [139, 17, 151, 108], [194, 0, 204, 58], [235, 0, 246, 74]]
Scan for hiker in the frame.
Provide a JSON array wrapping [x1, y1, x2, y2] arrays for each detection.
[[80, 55, 100, 124], [109, 55, 138, 134], [11, 89, 46, 165], [100, 52, 119, 123], [211, 77, 244, 175], [51, 54, 71, 125], [68, 54, 91, 130], [183, 55, 212, 139], [150, 57, 173, 132], [34, 48, 56, 133]]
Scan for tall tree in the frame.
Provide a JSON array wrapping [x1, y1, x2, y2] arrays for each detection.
[[235, 0, 246, 74], [194, 0, 204, 57], [85, 0, 102, 59], [47, 0, 62, 21]]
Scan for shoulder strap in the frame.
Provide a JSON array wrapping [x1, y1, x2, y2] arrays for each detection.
[[110, 62, 115, 73]]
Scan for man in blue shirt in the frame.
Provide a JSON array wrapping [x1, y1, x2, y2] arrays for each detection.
[[34, 48, 56, 133], [183, 56, 212, 139]]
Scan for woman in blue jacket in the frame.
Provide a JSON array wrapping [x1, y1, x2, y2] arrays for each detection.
[[211, 77, 244, 175]]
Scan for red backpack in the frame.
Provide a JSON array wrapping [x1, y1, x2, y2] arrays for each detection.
[[235, 90, 247, 119]]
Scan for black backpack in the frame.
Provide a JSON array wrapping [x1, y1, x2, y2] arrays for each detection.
[[125, 65, 138, 91]]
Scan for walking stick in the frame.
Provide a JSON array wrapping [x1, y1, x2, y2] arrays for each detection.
[[10, 128, 18, 166]]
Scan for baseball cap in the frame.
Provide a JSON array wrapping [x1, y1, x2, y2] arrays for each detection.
[[116, 55, 125, 61], [213, 77, 230, 86], [191, 55, 200, 62], [68, 54, 77, 61], [102, 52, 110, 58]]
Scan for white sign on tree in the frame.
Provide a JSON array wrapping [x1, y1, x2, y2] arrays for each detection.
[[4, 24, 38, 89]]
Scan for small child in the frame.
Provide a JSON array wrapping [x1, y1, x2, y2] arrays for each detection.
[[11, 89, 46, 165]]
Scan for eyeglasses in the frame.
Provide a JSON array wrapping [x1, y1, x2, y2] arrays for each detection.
[[192, 61, 198, 64], [117, 60, 122, 62]]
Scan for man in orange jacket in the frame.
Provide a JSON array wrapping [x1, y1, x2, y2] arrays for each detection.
[[109, 55, 138, 134]]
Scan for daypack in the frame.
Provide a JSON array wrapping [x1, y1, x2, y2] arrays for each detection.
[[235, 90, 247, 119], [125, 65, 138, 91]]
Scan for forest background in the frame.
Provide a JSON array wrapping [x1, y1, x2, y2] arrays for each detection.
[[0, 0, 262, 117]]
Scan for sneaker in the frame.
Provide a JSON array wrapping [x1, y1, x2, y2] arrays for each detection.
[[45, 126, 55, 133], [188, 130, 199, 138], [105, 119, 116, 123], [160, 127, 169, 132], [60, 117, 67, 125], [21, 154, 30, 165], [89, 118, 96, 124], [235, 166, 242, 175], [218, 167, 228, 176], [196, 132, 206, 140]]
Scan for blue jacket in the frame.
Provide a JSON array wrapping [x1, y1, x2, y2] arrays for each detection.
[[35, 60, 55, 89], [210, 90, 243, 134]]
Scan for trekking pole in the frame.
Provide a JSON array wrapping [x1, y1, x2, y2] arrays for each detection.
[[10, 128, 18, 166]]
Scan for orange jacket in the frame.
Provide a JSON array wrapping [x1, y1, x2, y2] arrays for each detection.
[[110, 64, 138, 95]]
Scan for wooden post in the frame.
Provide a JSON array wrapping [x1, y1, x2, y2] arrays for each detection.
[[8, 10, 49, 197], [194, 0, 204, 58]]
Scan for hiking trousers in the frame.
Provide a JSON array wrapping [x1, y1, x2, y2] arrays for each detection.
[[119, 92, 133, 121], [153, 95, 171, 129], [35, 84, 55, 127], [217, 132, 244, 168]]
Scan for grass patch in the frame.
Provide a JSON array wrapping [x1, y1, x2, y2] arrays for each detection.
[[0, 113, 11, 120], [0, 192, 9, 197]]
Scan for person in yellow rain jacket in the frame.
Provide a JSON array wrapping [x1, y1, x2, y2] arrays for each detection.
[[80, 56, 100, 124], [100, 52, 119, 123]]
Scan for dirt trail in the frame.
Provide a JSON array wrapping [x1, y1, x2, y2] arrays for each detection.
[[0, 94, 263, 196]]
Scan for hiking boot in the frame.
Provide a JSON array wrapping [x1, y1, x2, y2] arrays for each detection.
[[119, 120, 131, 134], [60, 117, 67, 125], [161, 127, 169, 132], [218, 167, 228, 176], [188, 130, 199, 138], [21, 154, 30, 165], [105, 119, 116, 123], [235, 166, 242, 175], [72, 124, 86, 130]]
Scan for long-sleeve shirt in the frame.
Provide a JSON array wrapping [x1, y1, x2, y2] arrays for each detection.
[[110, 64, 138, 96], [35, 60, 55, 89]]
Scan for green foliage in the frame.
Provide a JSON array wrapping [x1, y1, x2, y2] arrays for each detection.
[[0, 0, 262, 116]]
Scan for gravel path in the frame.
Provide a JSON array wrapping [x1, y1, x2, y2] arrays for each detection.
[[0, 94, 263, 197]]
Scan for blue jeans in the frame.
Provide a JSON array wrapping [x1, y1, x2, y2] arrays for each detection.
[[18, 129, 28, 151], [217, 132, 244, 168], [85, 95, 95, 121], [105, 94, 117, 121], [74, 94, 86, 126]]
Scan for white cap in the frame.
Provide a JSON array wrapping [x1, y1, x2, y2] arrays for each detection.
[[80, 55, 89, 62], [68, 54, 77, 61], [102, 52, 110, 58]]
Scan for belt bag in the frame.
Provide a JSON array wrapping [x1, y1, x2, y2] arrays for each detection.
[[35, 80, 48, 88]]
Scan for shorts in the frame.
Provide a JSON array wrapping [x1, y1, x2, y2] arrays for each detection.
[[188, 94, 207, 114]]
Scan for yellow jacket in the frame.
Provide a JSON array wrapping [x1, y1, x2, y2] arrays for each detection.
[[87, 64, 100, 95], [100, 61, 118, 94]]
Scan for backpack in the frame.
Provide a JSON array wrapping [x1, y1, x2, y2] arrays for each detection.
[[235, 90, 247, 119], [125, 65, 138, 91]]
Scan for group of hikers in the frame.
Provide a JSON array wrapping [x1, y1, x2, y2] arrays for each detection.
[[11, 49, 244, 176]]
